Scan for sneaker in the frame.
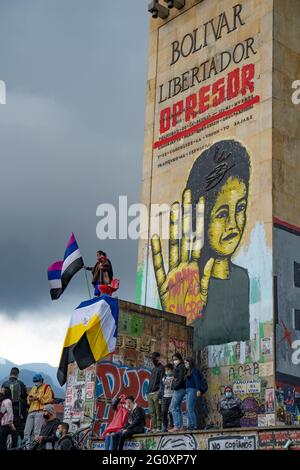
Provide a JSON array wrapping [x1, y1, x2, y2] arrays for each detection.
[[161, 428, 168, 433]]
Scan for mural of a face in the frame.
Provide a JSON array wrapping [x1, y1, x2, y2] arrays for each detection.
[[151, 139, 251, 346], [208, 177, 247, 257]]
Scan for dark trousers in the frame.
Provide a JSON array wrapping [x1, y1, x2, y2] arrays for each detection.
[[0, 425, 11, 451], [161, 397, 173, 430], [11, 417, 25, 448], [112, 430, 134, 451]]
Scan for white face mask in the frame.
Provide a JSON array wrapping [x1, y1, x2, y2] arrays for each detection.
[[225, 392, 232, 399], [184, 362, 190, 369], [173, 359, 180, 366]]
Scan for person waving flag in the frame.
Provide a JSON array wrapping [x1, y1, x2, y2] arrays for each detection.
[[47, 233, 84, 300]]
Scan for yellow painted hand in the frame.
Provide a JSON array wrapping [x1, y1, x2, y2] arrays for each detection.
[[151, 190, 214, 324]]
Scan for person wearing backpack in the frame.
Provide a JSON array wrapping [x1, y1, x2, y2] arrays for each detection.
[[2, 367, 27, 448], [24, 373, 54, 447], [184, 357, 207, 431]]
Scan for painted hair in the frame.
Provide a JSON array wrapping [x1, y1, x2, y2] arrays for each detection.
[[186, 139, 251, 232]]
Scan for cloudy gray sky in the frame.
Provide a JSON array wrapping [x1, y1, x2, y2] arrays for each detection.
[[0, 0, 149, 365]]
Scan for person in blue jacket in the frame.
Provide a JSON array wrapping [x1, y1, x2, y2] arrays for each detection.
[[184, 357, 207, 431]]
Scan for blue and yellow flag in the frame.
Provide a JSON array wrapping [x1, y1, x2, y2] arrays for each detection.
[[57, 295, 119, 386]]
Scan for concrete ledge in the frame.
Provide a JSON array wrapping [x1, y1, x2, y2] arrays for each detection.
[[92, 426, 300, 450]]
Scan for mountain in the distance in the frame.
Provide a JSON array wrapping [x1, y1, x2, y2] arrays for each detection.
[[0, 358, 65, 399]]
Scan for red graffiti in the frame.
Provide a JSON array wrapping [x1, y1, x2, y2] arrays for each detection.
[[94, 362, 151, 433], [279, 320, 293, 348]]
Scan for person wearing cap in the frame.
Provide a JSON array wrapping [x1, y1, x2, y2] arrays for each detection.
[[24, 373, 54, 447], [219, 386, 244, 428], [32, 404, 60, 450], [147, 352, 165, 432]]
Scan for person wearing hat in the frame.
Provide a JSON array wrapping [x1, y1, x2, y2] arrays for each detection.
[[24, 373, 54, 447], [219, 385, 244, 429], [147, 352, 165, 432], [33, 404, 60, 450]]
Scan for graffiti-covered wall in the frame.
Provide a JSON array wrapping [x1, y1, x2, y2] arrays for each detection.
[[273, 0, 300, 427], [137, 0, 275, 427], [64, 301, 192, 433], [93, 428, 300, 451]]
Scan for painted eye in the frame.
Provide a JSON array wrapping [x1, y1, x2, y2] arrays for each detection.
[[216, 210, 228, 219], [236, 203, 246, 213]]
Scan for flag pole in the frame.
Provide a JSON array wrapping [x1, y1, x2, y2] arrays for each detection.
[[76, 232, 92, 300], [84, 267, 92, 299]]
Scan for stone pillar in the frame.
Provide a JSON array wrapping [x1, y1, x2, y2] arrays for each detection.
[[137, 0, 300, 428]]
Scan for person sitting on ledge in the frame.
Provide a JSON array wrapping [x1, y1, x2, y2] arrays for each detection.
[[219, 385, 244, 429], [102, 395, 128, 451], [111, 396, 145, 451]]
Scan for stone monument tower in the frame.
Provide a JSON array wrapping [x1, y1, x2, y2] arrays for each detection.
[[137, 0, 300, 428]]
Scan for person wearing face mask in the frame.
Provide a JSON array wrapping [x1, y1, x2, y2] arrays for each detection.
[[169, 353, 186, 433], [0, 386, 15, 450], [111, 396, 145, 450], [147, 352, 165, 432], [55, 422, 76, 450], [184, 358, 208, 431], [219, 386, 244, 428], [24, 373, 54, 447], [32, 404, 60, 450], [102, 394, 129, 450], [158, 363, 174, 432]]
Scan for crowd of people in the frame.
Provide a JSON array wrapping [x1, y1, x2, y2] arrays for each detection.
[[0, 367, 76, 450], [0, 360, 245, 451], [147, 352, 208, 433], [101, 352, 245, 449]]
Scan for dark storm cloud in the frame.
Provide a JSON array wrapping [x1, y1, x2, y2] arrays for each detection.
[[0, 0, 149, 313]]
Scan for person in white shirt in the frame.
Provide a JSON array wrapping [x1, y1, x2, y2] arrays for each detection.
[[0, 386, 15, 450]]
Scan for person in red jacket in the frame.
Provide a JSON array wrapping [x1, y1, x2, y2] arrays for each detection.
[[103, 395, 128, 450]]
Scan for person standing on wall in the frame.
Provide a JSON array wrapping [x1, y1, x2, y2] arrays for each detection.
[[159, 363, 174, 433], [24, 373, 54, 447], [0, 386, 15, 450], [2, 367, 27, 448], [85, 250, 113, 293], [184, 357, 208, 431], [169, 353, 186, 433], [219, 385, 244, 428], [147, 352, 165, 433]]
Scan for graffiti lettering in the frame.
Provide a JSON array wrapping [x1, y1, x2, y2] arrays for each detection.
[[228, 362, 259, 381], [291, 340, 300, 365], [95, 362, 151, 433]]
